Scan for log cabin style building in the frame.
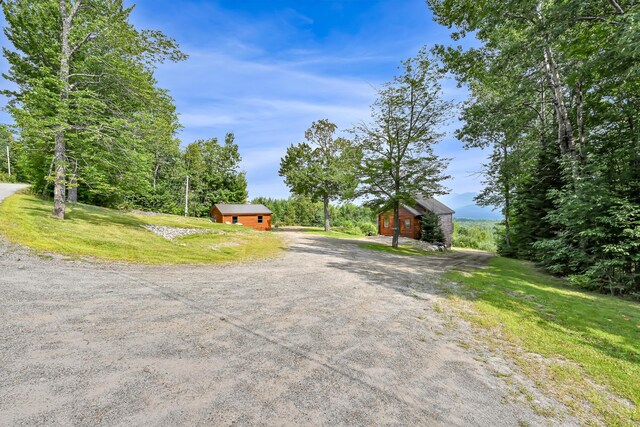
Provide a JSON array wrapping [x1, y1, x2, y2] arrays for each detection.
[[378, 197, 454, 247], [210, 203, 273, 231]]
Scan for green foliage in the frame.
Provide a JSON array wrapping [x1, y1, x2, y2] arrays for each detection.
[[420, 211, 445, 244], [252, 196, 377, 235], [0, 124, 21, 181], [183, 134, 248, 217], [0, 172, 17, 183], [279, 119, 361, 230], [452, 220, 497, 252], [429, 0, 640, 296], [534, 180, 640, 297], [1, 0, 187, 213], [355, 49, 452, 247]]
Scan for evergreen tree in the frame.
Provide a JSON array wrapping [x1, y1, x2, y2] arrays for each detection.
[[420, 211, 445, 244]]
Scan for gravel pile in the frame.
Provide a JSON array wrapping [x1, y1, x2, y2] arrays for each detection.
[[143, 225, 212, 240]]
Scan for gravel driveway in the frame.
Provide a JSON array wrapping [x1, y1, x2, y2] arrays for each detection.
[[0, 231, 571, 426], [0, 183, 29, 203]]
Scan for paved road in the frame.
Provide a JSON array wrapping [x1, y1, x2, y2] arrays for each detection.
[[0, 232, 572, 426], [0, 183, 29, 203]]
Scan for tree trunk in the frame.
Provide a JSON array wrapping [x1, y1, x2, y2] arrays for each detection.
[[53, 130, 66, 219], [542, 45, 574, 157], [576, 81, 586, 161], [5, 145, 10, 177], [67, 159, 78, 203], [502, 143, 511, 248], [153, 162, 160, 189], [323, 194, 330, 231], [53, 0, 73, 219], [392, 201, 400, 248]]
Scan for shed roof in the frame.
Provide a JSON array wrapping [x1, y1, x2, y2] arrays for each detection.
[[415, 196, 455, 215], [401, 204, 423, 217], [214, 203, 272, 215]]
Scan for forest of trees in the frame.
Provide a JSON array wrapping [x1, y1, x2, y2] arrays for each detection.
[[251, 196, 378, 236], [428, 0, 639, 296], [1, 1, 247, 217]]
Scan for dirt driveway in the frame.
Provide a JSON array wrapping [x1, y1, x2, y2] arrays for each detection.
[[0, 183, 29, 203], [0, 232, 571, 426]]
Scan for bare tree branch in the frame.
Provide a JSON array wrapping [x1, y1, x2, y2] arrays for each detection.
[[607, 0, 625, 14]]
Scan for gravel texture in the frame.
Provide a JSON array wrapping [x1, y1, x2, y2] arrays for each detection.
[[143, 225, 214, 240], [0, 183, 28, 203], [0, 229, 575, 426]]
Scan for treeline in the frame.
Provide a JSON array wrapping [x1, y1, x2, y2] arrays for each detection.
[[279, 53, 452, 248], [1, 1, 246, 217], [429, 1, 639, 296], [452, 220, 497, 252], [252, 197, 378, 235]]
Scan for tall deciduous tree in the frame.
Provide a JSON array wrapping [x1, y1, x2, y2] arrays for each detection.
[[355, 50, 452, 248], [2, 0, 186, 218], [279, 119, 360, 231], [428, 0, 640, 295]]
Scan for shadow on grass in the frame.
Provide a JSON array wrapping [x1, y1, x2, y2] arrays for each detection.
[[19, 196, 146, 229], [447, 259, 640, 374]]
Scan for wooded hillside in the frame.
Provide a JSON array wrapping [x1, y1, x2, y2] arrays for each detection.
[[428, 0, 640, 297]]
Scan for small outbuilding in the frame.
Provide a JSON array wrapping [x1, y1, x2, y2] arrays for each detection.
[[210, 203, 273, 231], [378, 196, 454, 247]]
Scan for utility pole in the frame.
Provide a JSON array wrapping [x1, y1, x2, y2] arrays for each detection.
[[184, 175, 189, 217], [5, 145, 10, 177]]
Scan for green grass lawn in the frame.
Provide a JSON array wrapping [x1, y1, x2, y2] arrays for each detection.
[[0, 193, 283, 264], [359, 242, 441, 256], [445, 257, 640, 425]]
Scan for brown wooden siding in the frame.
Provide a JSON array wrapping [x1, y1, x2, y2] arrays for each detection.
[[378, 208, 453, 247], [210, 206, 272, 231], [378, 207, 421, 239]]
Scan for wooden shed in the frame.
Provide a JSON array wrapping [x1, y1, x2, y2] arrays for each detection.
[[210, 203, 273, 231], [378, 196, 454, 247]]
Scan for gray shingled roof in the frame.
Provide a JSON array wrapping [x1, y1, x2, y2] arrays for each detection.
[[401, 204, 423, 217], [415, 196, 455, 215], [214, 203, 272, 215]]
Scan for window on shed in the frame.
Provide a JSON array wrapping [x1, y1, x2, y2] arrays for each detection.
[[232, 216, 238, 224], [258, 216, 263, 224], [383, 217, 390, 228], [405, 218, 411, 229]]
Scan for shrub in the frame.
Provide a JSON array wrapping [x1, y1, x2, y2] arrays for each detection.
[[357, 221, 377, 236], [452, 220, 498, 252], [0, 172, 17, 183]]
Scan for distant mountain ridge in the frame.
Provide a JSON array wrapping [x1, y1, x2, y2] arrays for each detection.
[[438, 193, 502, 220]]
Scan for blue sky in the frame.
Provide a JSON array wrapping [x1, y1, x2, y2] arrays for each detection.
[[1, 0, 490, 208]]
